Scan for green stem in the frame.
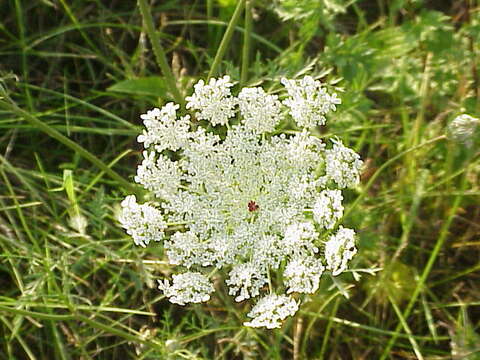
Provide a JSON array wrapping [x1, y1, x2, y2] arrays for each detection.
[[0, 305, 164, 351], [344, 135, 446, 220], [137, 0, 184, 106], [240, 0, 252, 86], [301, 310, 449, 341], [207, 0, 246, 80], [166, 19, 282, 54], [207, 0, 214, 42], [379, 173, 467, 359], [0, 167, 39, 251], [14, 0, 33, 110], [388, 293, 424, 360], [0, 95, 141, 196], [318, 297, 340, 359]]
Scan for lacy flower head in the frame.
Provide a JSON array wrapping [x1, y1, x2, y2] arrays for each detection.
[[120, 75, 363, 329]]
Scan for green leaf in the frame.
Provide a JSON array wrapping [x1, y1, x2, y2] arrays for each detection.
[[107, 77, 168, 98]]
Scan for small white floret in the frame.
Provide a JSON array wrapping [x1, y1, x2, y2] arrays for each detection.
[[137, 103, 190, 152], [313, 189, 344, 229], [186, 76, 237, 126], [283, 222, 319, 255], [284, 255, 325, 294], [226, 263, 268, 302], [164, 231, 215, 268], [324, 226, 357, 276], [324, 138, 363, 189], [158, 272, 214, 306], [448, 114, 479, 146], [134, 152, 182, 199], [244, 294, 299, 329], [282, 76, 341, 128], [119, 195, 166, 247], [238, 87, 282, 133]]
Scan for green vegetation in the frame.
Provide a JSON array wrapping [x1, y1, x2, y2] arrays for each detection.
[[1, 0, 479, 358]]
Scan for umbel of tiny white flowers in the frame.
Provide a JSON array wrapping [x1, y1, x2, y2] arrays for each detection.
[[119, 75, 363, 329]]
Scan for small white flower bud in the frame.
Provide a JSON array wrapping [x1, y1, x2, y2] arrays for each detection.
[[448, 114, 479, 146]]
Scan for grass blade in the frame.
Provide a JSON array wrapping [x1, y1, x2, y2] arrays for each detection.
[[137, 0, 184, 106], [207, 0, 246, 80]]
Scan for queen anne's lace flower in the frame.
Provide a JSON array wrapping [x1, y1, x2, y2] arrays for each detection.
[[244, 294, 299, 329], [313, 189, 344, 229], [325, 226, 357, 276], [186, 76, 236, 126], [121, 76, 362, 329], [238, 87, 282, 133], [137, 103, 191, 152], [134, 152, 182, 199], [226, 263, 268, 302], [324, 138, 363, 188], [158, 272, 214, 305], [284, 255, 325, 294], [164, 231, 215, 268], [119, 195, 165, 247], [281, 76, 341, 128]]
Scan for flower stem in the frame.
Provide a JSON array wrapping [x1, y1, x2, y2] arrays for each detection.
[[138, 0, 184, 107], [240, 0, 252, 87], [293, 314, 304, 360], [344, 135, 446, 219], [379, 173, 466, 359], [207, 0, 246, 80]]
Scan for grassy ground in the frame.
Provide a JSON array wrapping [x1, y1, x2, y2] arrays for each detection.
[[1, 0, 479, 359]]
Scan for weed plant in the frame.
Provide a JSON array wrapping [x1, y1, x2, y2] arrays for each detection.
[[0, 0, 479, 359]]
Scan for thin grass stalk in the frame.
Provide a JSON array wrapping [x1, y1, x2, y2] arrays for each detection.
[[58, 0, 100, 57], [240, 0, 252, 86], [14, 0, 33, 110], [318, 297, 340, 359], [379, 173, 468, 359], [0, 316, 36, 360], [0, 94, 140, 196], [300, 311, 449, 341], [207, 0, 246, 80], [344, 135, 446, 220], [0, 168, 39, 251], [207, 0, 214, 42], [388, 293, 424, 360], [166, 19, 282, 53], [137, 0, 184, 106], [0, 305, 165, 352], [22, 83, 137, 130]]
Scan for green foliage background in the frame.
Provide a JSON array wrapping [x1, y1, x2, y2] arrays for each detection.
[[0, 0, 479, 358]]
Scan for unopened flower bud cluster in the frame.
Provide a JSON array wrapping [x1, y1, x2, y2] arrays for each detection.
[[120, 75, 363, 329], [448, 114, 479, 147]]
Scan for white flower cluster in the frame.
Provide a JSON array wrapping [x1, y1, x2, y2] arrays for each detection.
[[448, 114, 479, 146], [137, 103, 190, 152], [119, 195, 165, 248], [185, 76, 236, 126], [325, 226, 357, 276], [313, 189, 343, 230], [238, 87, 282, 133], [282, 76, 341, 128], [244, 294, 299, 329], [120, 76, 363, 329], [157, 272, 214, 305]]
